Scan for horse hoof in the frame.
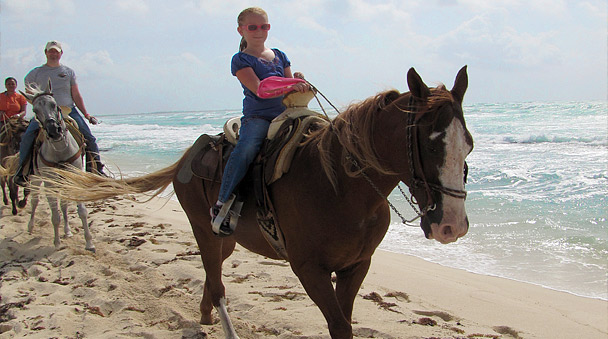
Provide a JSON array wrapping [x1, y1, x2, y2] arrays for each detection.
[[64, 233, 74, 238], [18, 200, 27, 208], [199, 315, 213, 325], [12, 208, 18, 215], [86, 247, 96, 253]]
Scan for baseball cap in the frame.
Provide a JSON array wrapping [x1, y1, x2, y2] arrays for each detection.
[[45, 40, 63, 52]]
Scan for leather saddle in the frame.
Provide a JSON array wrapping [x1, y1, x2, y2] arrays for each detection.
[[177, 91, 329, 259]]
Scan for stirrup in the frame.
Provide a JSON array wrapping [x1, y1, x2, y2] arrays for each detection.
[[229, 200, 244, 231], [211, 194, 236, 236]]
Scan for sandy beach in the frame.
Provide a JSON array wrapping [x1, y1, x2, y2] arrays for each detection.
[[0, 194, 606, 339]]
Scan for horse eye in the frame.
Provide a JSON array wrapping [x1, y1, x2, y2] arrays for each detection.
[[425, 143, 441, 154]]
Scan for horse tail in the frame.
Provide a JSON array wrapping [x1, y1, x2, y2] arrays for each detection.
[[0, 154, 19, 177], [33, 147, 192, 202]]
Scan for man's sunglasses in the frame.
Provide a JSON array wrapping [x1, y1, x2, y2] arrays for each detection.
[[242, 24, 271, 32]]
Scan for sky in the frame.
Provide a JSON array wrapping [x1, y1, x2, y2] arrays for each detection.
[[1, 0, 606, 115]]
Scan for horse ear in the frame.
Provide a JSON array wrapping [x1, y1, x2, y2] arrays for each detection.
[[20, 90, 34, 104], [451, 65, 468, 103], [407, 67, 430, 100], [47, 78, 53, 93]]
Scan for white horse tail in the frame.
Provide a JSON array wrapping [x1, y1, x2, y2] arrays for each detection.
[[31, 147, 192, 202]]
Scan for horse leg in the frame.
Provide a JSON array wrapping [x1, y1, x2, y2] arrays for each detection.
[[1, 178, 8, 205], [60, 199, 73, 238], [46, 194, 62, 248], [335, 259, 372, 323], [200, 279, 214, 324], [18, 187, 30, 209], [27, 183, 41, 233], [77, 202, 95, 252], [201, 241, 239, 338], [8, 180, 19, 215], [189, 214, 239, 337], [175, 175, 240, 337], [293, 265, 353, 338]]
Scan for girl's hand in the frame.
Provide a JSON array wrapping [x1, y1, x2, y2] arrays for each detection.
[[291, 82, 310, 93]]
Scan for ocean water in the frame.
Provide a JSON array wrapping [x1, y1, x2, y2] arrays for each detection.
[[92, 101, 607, 300]]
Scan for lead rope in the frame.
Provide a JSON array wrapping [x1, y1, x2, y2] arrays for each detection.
[[307, 82, 424, 226]]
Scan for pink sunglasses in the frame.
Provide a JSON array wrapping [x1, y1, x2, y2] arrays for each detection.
[[242, 23, 271, 32]]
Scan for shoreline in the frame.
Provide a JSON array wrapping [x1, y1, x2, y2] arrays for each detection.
[[1, 195, 606, 338], [104, 156, 608, 303], [381, 250, 608, 303]]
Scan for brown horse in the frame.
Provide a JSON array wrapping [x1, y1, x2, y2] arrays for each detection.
[[0, 117, 30, 215], [34, 67, 473, 338]]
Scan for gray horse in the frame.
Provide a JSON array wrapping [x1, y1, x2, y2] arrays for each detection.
[[20, 81, 94, 252]]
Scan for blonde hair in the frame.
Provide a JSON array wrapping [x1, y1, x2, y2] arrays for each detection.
[[237, 7, 268, 51]]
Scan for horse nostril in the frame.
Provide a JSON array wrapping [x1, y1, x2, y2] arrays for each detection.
[[46, 125, 62, 139], [441, 225, 454, 238]]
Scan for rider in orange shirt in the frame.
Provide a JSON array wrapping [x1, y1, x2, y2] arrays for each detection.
[[0, 77, 27, 122]]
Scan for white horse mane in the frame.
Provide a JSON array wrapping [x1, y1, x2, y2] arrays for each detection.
[[22, 82, 52, 103], [25, 83, 46, 95]]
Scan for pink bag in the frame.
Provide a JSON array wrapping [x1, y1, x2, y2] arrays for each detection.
[[257, 76, 307, 99]]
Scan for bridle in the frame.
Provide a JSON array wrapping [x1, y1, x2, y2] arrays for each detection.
[[31, 92, 83, 167], [403, 95, 468, 223], [311, 84, 468, 226]]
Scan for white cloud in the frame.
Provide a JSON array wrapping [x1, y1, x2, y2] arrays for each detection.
[[114, 0, 149, 14], [457, 0, 567, 16], [3, 0, 75, 20], [501, 29, 561, 67], [2, 47, 40, 69], [68, 50, 115, 77], [579, 1, 608, 18], [185, 0, 249, 16], [345, 0, 414, 22]]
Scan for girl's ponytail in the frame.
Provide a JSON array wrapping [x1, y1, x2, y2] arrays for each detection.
[[239, 37, 247, 52]]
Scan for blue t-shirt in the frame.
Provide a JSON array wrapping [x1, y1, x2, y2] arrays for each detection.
[[231, 48, 291, 120]]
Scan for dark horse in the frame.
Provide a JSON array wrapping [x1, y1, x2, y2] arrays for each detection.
[[36, 67, 473, 338], [0, 117, 30, 215]]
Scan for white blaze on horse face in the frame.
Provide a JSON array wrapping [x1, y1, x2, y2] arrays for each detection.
[[440, 118, 468, 192], [431, 118, 470, 243]]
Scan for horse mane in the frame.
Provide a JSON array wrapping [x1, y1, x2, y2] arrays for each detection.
[[306, 86, 454, 190], [24, 83, 46, 96]]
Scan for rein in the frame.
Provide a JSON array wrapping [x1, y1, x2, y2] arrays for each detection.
[[39, 146, 83, 168], [308, 82, 466, 226], [31, 91, 54, 103]]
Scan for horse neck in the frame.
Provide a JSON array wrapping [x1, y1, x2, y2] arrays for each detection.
[[326, 126, 402, 198], [40, 131, 80, 162]]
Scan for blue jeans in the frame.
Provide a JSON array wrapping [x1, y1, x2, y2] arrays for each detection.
[[218, 117, 270, 203], [18, 107, 101, 167]]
